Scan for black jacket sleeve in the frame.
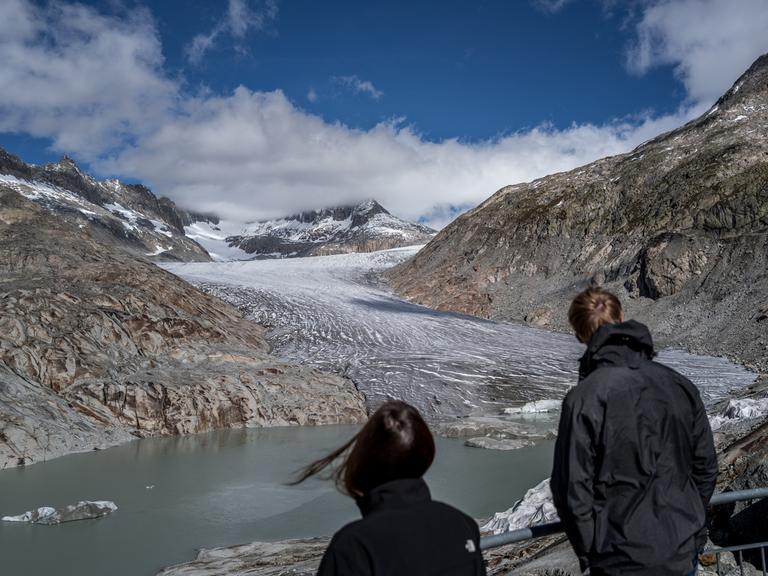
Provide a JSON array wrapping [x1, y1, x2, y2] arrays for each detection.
[[690, 389, 717, 549], [551, 388, 603, 572], [690, 391, 717, 508], [473, 521, 488, 576]]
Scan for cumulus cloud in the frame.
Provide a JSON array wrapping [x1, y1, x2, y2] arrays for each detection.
[[0, 0, 175, 156], [627, 0, 768, 105], [306, 87, 318, 102], [99, 87, 702, 226], [0, 0, 765, 229], [333, 75, 384, 100], [187, 0, 279, 64]]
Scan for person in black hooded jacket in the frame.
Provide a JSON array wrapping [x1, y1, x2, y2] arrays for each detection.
[[551, 287, 718, 576], [293, 400, 487, 576]]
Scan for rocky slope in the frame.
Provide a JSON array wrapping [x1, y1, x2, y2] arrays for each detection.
[[0, 187, 367, 469], [0, 148, 215, 262], [388, 54, 768, 372], [227, 200, 435, 258]]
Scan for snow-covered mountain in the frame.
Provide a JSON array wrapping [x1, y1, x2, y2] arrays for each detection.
[[0, 148, 434, 262], [0, 148, 213, 261], [227, 200, 436, 258]]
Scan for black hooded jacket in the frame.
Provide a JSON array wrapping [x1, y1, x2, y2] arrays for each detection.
[[316, 478, 487, 576], [551, 320, 717, 576]]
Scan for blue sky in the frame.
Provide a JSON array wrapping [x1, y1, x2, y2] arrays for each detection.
[[168, 0, 682, 138], [1, 0, 767, 226]]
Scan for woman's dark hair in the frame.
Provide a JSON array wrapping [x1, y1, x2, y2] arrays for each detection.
[[292, 400, 435, 497]]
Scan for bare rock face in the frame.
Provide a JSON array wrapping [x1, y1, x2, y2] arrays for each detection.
[[0, 148, 215, 262], [524, 307, 553, 328], [635, 233, 714, 299], [0, 189, 367, 469], [388, 53, 768, 371], [157, 538, 329, 576]]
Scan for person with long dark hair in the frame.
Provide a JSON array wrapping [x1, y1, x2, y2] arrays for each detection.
[[552, 287, 717, 576], [294, 400, 487, 576]]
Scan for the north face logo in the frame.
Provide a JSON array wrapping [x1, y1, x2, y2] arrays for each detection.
[[465, 539, 476, 553]]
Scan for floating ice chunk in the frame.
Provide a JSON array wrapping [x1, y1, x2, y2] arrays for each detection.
[[709, 398, 768, 431], [2, 501, 117, 525], [504, 399, 561, 415], [2, 507, 57, 523], [481, 478, 559, 534]]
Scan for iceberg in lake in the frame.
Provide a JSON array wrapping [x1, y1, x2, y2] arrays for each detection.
[[2, 501, 117, 525], [481, 478, 559, 535], [504, 399, 562, 415], [709, 398, 768, 431]]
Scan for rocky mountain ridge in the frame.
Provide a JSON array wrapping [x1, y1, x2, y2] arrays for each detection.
[[0, 148, 215, 262], [0, 188, 367, 469], [388, 53, 768, 372], [227, 199, 436, 258]]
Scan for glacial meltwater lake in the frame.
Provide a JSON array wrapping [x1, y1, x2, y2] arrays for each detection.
[[0, 424, 555, 576]]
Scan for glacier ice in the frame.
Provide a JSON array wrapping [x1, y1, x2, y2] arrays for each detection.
[[2, 501, 117, 525], [481, 478, 558, 534], [163, 248, 756, 420]]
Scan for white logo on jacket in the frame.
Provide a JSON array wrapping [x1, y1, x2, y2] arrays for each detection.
[[465, 539, 476, 553]]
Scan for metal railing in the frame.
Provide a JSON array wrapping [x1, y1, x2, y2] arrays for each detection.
[[707, 541, 768, 575], [480, 487, 768, 573]]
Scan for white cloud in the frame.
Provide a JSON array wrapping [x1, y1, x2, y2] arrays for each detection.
[[333, 75, 384, 100], [99, 87, 702, 228], [187, 0, 279, 64], [307, 87, 318, 102], [0, 0, 175, 156], [0, 0, 765, 230], [627, 0, 768, 105]]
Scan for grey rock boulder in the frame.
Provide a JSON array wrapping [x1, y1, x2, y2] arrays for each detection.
[[157, 538, 330, 576]]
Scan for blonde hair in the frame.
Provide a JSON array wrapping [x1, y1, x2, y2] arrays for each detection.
[[568, 287, 623, 343]]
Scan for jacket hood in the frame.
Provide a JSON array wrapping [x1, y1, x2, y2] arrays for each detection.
[[356, 477, 431, 517], [579, 320, 655, 380]]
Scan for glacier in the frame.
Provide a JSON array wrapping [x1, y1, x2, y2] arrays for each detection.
[[163, 247, 756, 420]]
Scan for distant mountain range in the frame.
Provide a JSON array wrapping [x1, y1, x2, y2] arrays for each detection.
[[0, 149, 433, 262], [226, 200, 436, 258]]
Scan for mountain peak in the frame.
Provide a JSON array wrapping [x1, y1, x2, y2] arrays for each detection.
[[47, 155, 83, 174], [229, 198, 434, 258], [352, 199, 389, 221], [716, 52, 768, 109]]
